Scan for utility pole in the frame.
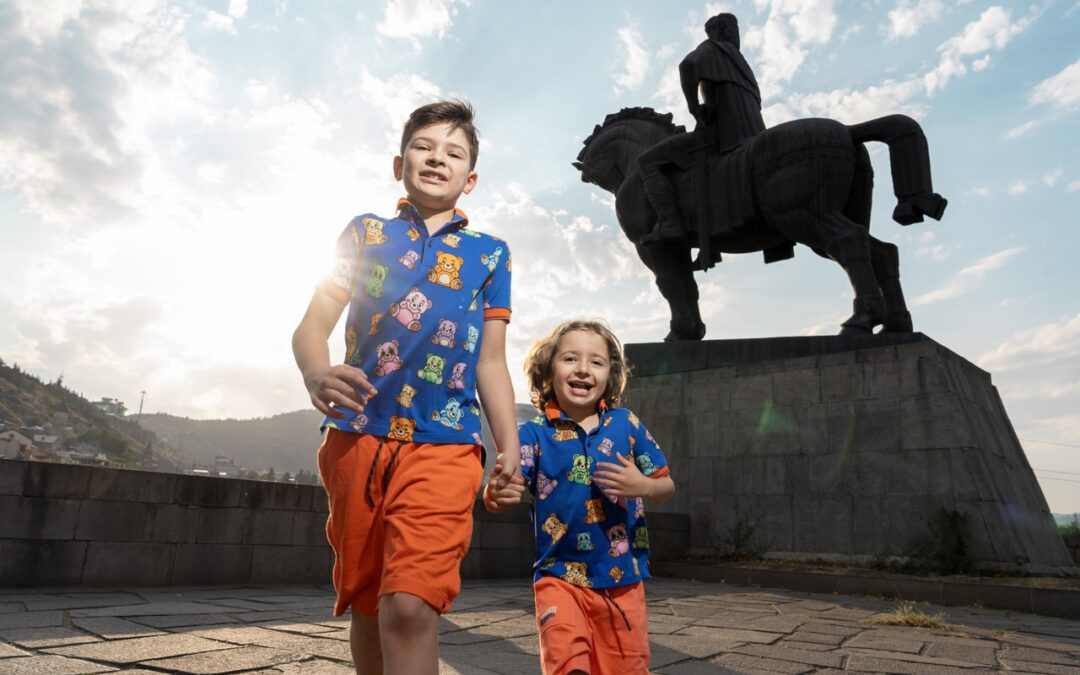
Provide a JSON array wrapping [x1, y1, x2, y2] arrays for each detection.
[[137, 390, 146, 424]]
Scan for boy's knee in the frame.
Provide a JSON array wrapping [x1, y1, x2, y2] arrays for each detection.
[[380, 592, 437, 632]]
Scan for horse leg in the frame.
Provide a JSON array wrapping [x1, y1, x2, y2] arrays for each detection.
[[635, 242, 706, 340], [767, 209, 886, 334], [869, 236, 913, 332]]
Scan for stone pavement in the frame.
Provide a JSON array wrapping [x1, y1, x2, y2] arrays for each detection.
[[1, 578, 1078, 674]]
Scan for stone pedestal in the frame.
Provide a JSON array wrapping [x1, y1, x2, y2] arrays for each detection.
[[624, 333, 1075, 574]]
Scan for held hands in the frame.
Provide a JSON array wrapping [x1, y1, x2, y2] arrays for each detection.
[[483, 457, 525, 514], [304, 364, 378, 418], [593, 453, 652, 500]]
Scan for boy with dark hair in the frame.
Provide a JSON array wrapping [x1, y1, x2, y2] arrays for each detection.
[[293, 99, 521, 674]]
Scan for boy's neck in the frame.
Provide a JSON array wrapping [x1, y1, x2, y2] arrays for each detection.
[[413, 204, 458, 235], [561, 403, 600, 432]]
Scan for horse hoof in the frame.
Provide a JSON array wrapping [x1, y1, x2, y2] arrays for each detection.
[[664, 320, 706, 341], [893, 193, 948, 225], [882, 310, 913, 333]]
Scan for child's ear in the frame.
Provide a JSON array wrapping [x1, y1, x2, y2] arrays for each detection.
[[393, 155, 404, 181], [462, 170, 478, 195]]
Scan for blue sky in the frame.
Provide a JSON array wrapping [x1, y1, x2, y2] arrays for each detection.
[[1, 0, 1078, 511]]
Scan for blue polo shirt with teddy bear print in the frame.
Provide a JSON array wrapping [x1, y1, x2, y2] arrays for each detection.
[[317, 199, 511, 445], [519, 400, 670, 590]]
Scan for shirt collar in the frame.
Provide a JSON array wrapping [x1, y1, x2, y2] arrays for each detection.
[[544, 398, 608, 423], [396, 198, 469, 229]]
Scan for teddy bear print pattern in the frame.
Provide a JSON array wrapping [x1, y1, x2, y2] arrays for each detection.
[[517, 406, 669, 590], [319, 210, 510, 445]]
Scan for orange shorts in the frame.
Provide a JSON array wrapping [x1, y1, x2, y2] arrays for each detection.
[[533, 576, 650, 675], [317, 428, 482, 617]]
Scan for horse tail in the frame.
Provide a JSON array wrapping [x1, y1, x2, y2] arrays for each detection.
[[845, 114, 923, 146], [846, 115, 944, 222]]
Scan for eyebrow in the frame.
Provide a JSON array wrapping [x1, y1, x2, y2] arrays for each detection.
[[411, 136, 467, 153]]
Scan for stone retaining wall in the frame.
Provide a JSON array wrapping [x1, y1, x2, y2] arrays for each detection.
[[0, 459, 689, 586]]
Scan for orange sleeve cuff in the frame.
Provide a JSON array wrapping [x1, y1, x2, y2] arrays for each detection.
[[484, 307, 511, 322], [316, 282, 350, 305], [648, 466, 671, 479]]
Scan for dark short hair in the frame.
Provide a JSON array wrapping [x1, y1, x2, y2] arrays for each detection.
[[400, 99, 480, 169]]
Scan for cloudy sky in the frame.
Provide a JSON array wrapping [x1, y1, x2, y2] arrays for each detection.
[[1, 0, 1078, 511]]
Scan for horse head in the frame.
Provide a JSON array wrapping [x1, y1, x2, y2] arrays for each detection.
[[574, 107, 684, 194]]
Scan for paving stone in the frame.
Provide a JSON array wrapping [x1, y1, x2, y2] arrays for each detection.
[[43, 633, 232, 664], [0, 627, 101, 648], [676, 625, 781, 645], [779, 640, 842, 652], [844, 632, 925, 653], [647, 633, 744, 660], [0, 611, 64, 631], [996, 660, 1080, 674], [784, 630, 847, 646], [248, 659, 355, 674], [231, 611, 301, 624], [712, 652, 815, 673], [734, 642, 844, 668], [845, 653, 990, 674], [140, 646, 307, 673], [133, 613, 239, 628], [0, 604, 24, 614], [251, 621, 338, 635], [999, 644, 1080, 666], [19, 594, 145, 612], [924, 640, 999, 666], [796, 621, 863, 637], [0, 642, 31, 658], [70, 602, 230, 618], [70, 617, 166, 640], [0, 655, 117, 674]]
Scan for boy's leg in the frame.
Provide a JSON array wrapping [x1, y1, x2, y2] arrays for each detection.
[[534, 576, 592, 675], [350, 613, 383, 675], [378, 441, 483, 669], [378, 592, 439, 675]]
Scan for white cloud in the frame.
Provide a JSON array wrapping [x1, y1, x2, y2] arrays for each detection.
[[1067, 179, 1080, 193], [1008, 180, 1028, 195], [0, 0, 217, 226], [228, 0, 248, 19], [911, 246, 1023, 306], [924, 6, 1033, 94], [885, 0, 944, 41], [966, 186, 991, 197], [978, 312, 1080, 372], [613, 22, 650, 95], [1044, 168, 1064, 187], [376, 0, 459, 45], [1004, 120, 1038, 140], [769, 78, 925, 125], [1030, 57, 1080, 111], [743, 0, 838, 100], [204, 11, 236, 34]]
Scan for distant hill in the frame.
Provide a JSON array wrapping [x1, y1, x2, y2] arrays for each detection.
[[139, 403, 541, 477], [138, 410, 325, 475], [0, 358, 183, 468]]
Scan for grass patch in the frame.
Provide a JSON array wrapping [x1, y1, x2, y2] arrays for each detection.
[[871, 601, 948, 629]]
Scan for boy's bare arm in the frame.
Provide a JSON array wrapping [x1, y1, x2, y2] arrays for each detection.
[[475, 318, 521, 481], [292, 290, 377, 417]]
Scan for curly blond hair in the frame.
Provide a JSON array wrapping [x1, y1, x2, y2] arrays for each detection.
[[523, 319, 630, 413]]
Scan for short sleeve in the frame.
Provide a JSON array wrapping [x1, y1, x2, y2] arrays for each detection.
[[482, 240, 511, 322], [631, 414, 670, 480], [317, 218, 362, 304]]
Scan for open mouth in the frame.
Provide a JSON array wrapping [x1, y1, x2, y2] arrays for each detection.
[[568, 381, 592, 394], [419, 170, 447, 183]]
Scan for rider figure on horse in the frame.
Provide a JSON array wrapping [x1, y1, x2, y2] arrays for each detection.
[[638, 13, 764, 252]]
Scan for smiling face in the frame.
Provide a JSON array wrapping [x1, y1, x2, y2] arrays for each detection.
[[394, 122, 478, 217], [550, 330, 611, 420]]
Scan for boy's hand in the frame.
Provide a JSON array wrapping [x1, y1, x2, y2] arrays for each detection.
[[593, 453, 652, 500], [304, 364, 377, 417], [483, 460, 525, 513]]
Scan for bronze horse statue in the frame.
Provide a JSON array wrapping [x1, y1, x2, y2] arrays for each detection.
[[573, 107, 947, 340]]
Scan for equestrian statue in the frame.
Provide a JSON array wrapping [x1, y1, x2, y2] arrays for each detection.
[[574, 13, 947, 340]]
